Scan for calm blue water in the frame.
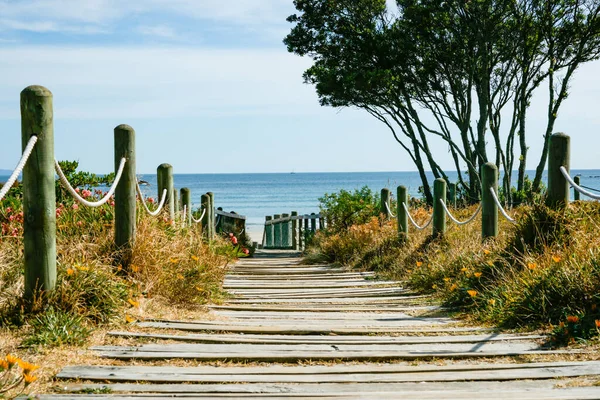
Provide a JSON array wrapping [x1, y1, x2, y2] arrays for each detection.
[[3, 170, 600, 241]]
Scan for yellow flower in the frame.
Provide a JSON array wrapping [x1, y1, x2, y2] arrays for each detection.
[[5, 354, 20, 367], [177, 274, 184, 280], [127, 298, 140, 308], [467, 290, 478, 298], [23, 373, 38, 386], [450, 284, 458, 292], [443, 277, 451, 282], [406, 269, 412, 274], [487, 261, 495, 267], [18, 360, 39, 374], [116, 264, 123, 271], [527, 263, 537, 270], [552, 255, 562, 263], [474, 272, 482, 278], [432, 284, 438, 290], [461, 267, 468, 273], [76, 265, 89, 271], [170, 258, 178, 264], [488, 299, 496, 306], [66, 268, 75, 276], [191, 255, 199, 261], [483, 249, 491, 255], [0, 359, 8, 370], [131, 265, 140, 273], [416, 261, 423, 267], [125, 315, 135, 324]]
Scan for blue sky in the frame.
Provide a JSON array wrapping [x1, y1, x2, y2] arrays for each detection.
[[1, 0, 600, 174]]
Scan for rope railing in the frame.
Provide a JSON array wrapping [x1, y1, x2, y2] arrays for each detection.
[[402, 202, 433, 230], [190, 208, 206, 224], [137, 183, 168, 217], [384, 201, 396, 218], [55, 157, 126, 208], [489, 187, 516, 223], [439, 199, 482, 226], [561, 167, 600, 201], [0, 135, 38, 202]]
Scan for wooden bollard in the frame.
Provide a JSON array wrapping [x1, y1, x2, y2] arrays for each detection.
[[201, 194, 210, 237], [291, 211, 298, 250], [173, 188, 180, 214], [180, 188, 191, 226], [207, 192, 215, 237], [157, 163, 174, 221], [574, 176, 580, 201], [298, 215, 303, 250], [282, 213, 290, 248], [381, 188, 391, 220], [265, 216, 273, 248], [482, 162, 499, 240], [273, 214, 282, 248], [432, 179, 447, 238], [397, 185, 408, 241], [310, 213, 317, 233], [21, 85, 56, 299], [114, 124, 136, 270], [304, 217, 310, 242], [319, 216, 324, 230], [547, 132, 570, 209], [449, 183, 457, 208]]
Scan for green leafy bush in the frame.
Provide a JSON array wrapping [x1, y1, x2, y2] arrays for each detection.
[[319, 186, 380, 233]]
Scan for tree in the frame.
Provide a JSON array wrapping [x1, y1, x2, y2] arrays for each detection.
[[285, 0, 600, 204]]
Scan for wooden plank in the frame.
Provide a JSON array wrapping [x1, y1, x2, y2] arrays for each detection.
[[57, 362, 600, 384], [108, 331, 547, 345], [56, 360, 600, 377], [137, 321, 490, 335], [209, 305, 442, 312], [223, 282, 396, 289], [96, 349, 573, 361], [143, 317, 455, 327], [228, 287, 406, 296], [215, 209, 246, 220], [226, 295, 429, 304], [210, 311, 445, 320]]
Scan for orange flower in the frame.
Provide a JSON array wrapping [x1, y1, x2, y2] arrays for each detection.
[[474, 272, 482, 278], [23, 373, 38, 386], [127, 298, 140, 308], [0, 359, 8, 370], [552, 256, 562, 263], [177, 274, 184, 280], [5, 354, 20, 367], [125, 315, 136, 324], [559, 321, 565, 328], [131, 265, 140, 273], [467, 290, 478, 298], [416, 261, 423, 267], [461, 267, 468, 273], [566, 315, 579, 324], [527, 263, 537, 270], [66, 268, 75, 276], [595, 320, 600, 328], [18, 360, 39, 374], [450, 284, 458, 292], [483, 249, 491, 255]]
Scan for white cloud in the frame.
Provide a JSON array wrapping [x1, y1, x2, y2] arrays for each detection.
[[136, 24, 179, 40], [0, 46, 319, 119]]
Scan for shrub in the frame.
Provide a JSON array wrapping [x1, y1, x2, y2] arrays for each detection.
[[319, 186, 380, 233]]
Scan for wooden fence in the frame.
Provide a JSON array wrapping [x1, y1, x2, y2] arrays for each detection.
[[262, 213, 324, 250]]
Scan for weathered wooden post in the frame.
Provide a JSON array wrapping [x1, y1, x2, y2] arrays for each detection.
[[173, 188, 180, 214], [319, 215, 324, 230], [574, 176, 581, 201], [432, 179, 447, 238], [397, 185, 408, 241], [282, 213, 290, 248], [298, 215, 303, 250], [481, 162, 499, 240], [304, 217, 309, 243], [157, 164, 174, 221], [273, 214, 282, 248], [114, 124, 136, 270], [381, 188, 391, 220], [547, 132, 570, 209], [265, 216, 273, 248], [180, 188, 191, 226], [449, 183, 457, 208], [21, 85, 56, 299], [291, 211, 298, 250], [310, 213, 317, 233], [201, 194, 210, 237], [207, 192, 215, 237]]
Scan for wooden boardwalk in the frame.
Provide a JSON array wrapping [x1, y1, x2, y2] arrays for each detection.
[[48, 251, 600, 399]]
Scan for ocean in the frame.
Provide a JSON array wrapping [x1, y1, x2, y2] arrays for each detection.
[[3, 170, 600, 242]]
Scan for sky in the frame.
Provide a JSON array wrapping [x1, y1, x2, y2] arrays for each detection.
[[0, 0, 600, 174]]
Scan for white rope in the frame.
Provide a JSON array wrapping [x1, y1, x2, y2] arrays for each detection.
[[239, 228, 245, 236], [191, 208, 206, 224], [55, 158, 126, 208], [489, 187, 517, 223], [137, 183, 168, 217], [560, 166, 600, 200], [402, 202, 433, 230], [0, 136, 38, 202], [439, 199, 482, 225], [384, 202, 396, 218]]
